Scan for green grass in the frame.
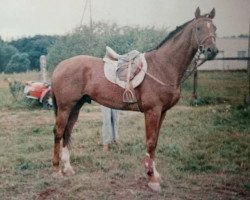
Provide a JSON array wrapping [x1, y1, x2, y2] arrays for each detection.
[[0, 71, 249, 199]]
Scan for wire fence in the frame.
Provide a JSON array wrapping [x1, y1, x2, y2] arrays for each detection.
[[192, 57, 250, 104]]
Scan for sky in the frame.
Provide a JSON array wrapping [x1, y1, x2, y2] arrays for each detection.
[[0, 0, 249, 40]]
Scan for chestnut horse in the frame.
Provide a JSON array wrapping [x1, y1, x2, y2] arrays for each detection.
[[51, 7, 218, 192]]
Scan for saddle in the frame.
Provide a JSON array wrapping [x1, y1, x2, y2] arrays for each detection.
[[104, 46, 144, 103]]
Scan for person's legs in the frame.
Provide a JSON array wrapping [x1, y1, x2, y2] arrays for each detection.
[[111, 109, 120, 141], [101, 106, 112, 150]]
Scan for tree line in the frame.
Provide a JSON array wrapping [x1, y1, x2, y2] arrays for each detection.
[[0, 35, 57, 73], [1, 23, 167, 73], [1, 23, 249, 74]]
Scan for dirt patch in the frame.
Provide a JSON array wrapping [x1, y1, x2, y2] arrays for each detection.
[[37, 188, 64, 200]]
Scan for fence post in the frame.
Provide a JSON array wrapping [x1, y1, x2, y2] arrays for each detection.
[[247, 18, 250, 104], [40, 55, 47, 82], [192, 67, 198, 100]]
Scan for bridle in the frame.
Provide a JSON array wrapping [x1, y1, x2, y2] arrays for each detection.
[[181, 18, 216, 83], [193, 18, 216, 55]]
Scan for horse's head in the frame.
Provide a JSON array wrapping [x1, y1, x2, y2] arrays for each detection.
[[192, 7, 218, 60]]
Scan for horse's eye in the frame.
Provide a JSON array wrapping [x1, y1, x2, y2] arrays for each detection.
[[197, 27, 202, 31]]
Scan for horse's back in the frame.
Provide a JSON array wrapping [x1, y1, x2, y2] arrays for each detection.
[[53, 55, 102, 78], [51, 55, 104, 106]]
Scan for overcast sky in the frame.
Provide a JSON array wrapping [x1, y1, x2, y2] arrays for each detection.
[[0, 0, 249, 40]]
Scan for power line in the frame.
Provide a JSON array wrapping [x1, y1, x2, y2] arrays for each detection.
[[79, 0, 93, 28]]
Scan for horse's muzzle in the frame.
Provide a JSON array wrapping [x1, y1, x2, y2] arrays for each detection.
[[203, 46, 218, 60]]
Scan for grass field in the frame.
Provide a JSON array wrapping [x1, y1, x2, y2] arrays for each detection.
[[0, 71, 249, 199]]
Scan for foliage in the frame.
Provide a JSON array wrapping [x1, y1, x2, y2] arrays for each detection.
[[190, 96, 228, 106], [47, 23, 166, 71], [0, 41, 19, 72], [8, 80, 24, 101], [9, 35, 58, 70], [5, 53, 30, 73]]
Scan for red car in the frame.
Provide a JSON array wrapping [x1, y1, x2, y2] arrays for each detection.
[[24, 81, 53, 109]]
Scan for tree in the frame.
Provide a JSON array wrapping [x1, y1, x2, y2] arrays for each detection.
[[5, 53, 30, 73], [0, 42, 19, 72], [9, 35, 58, 70], [47, 22, 167, 71]]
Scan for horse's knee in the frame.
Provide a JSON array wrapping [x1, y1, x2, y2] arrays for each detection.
[[54, 133, 63, 143], [53, 126, 64, 143]]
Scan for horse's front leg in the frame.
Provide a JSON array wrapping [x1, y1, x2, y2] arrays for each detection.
[[144, 107, 166, 192]]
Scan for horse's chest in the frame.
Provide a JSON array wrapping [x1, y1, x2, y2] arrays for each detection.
[[161, 88, 181, 108]]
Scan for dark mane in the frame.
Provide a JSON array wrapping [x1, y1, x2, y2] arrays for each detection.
[[154, 19, 193, 50]]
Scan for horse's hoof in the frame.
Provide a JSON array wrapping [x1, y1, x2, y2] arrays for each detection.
[[63, 167, 75, 176], [52, 170, 64, 178], [156, 175, 162, 183], [148, 181, 162, 192]]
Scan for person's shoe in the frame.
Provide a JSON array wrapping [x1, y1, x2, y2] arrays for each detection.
[[112, 139, 119, 145], [103, 144, 109, 152]]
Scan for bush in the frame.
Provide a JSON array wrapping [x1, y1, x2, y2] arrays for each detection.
[[8, 80, 24, 101]]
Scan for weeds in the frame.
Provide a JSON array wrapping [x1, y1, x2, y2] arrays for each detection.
[[8, 80, 24, 101], [190, 96, 228, 106]]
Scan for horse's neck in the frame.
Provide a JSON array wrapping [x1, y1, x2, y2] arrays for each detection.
[[154, 27, 197, 83]]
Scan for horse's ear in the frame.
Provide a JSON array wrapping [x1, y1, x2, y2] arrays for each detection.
[[209, 8, 215, 19], [195, 7, 201, 19]]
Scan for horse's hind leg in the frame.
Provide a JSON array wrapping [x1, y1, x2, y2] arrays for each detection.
[[61, 108, 80, 176], [52, 108, 71, 177]]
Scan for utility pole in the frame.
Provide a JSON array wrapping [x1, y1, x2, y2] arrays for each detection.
[[247, 17, 250, 104], [192, 66, 198, 100], [89, 0, 93, 29], [40, 55, 47, 82], [80, 0, 93, 29]]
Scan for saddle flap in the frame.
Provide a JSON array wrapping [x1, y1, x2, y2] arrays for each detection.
[[116, 57, 142, 82], [103, 53, 148, 89]]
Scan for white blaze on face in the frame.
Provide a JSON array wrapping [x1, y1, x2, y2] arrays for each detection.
[[206, 22, 215, 44], [207, 22, 211, 29]]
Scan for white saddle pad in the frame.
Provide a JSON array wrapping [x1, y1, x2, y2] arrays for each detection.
[[103, 53, 147, 89]]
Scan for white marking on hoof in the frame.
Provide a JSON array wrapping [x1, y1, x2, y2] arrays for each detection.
[[63, 167, 75, 176], [61, 147, 74, 176], [153, 161, 162, 182], [148, 181, 162, 192], [207, 22, 211, 28], [52, 170, 63, 178]]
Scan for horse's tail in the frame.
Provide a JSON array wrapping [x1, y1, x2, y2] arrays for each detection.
[[51, 89, 58, 117]]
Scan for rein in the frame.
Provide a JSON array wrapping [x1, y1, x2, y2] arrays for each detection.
[[181, 50, 204, 84]]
